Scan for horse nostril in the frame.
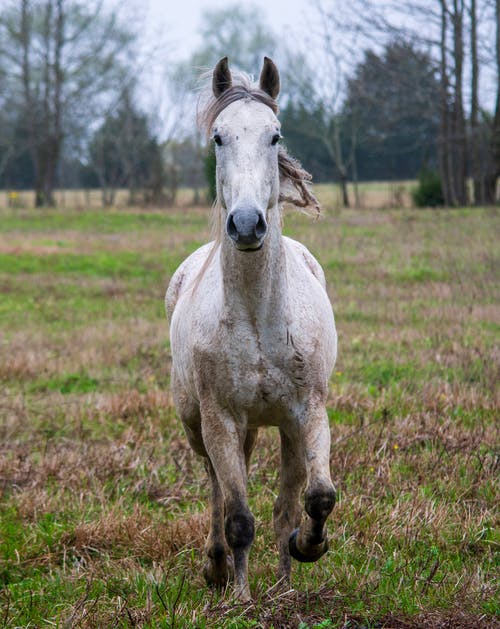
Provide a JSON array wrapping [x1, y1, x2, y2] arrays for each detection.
[[226, 208, 267, 246], [226, 213, 239, 242], [255, 212, 267, 239]]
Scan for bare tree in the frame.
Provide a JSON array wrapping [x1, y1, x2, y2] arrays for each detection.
[[282, 3, 356, 207], [319, 0, 497, 205], [488, 0, 500, 202], [469, 0, 482, 201], [451, 0, 467, 204], [436, 0, 467, 205], [0, 0, 137, 206], [88, 89, 165, 207]]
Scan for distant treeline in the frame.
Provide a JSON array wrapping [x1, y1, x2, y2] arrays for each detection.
[[0, 2, 498, 207], [0, 41, 447, 200]]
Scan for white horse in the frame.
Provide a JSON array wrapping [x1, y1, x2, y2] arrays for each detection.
[[166, 57, 337, 601]]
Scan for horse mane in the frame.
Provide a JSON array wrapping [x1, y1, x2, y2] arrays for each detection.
[[197, 72, 321, 218]]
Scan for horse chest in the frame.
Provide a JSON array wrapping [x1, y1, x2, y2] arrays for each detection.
[[194, 318, 312, 419]]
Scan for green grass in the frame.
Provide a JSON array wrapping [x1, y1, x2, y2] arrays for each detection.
[[0, 202, 499, 627], [0, 207, 208, 233]]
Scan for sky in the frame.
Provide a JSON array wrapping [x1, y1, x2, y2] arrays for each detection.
[[143, 0, 311, 62], [132, 0, 319, 137]]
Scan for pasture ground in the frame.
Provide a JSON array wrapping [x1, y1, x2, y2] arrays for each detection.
[[0, 200, 498, 628]]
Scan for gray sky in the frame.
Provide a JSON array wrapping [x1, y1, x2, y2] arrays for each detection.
[[144, 0, 310, 61], [128, 0, 320, 139]]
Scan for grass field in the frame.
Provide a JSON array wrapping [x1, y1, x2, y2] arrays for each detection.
[[0, 200, 499, 628]]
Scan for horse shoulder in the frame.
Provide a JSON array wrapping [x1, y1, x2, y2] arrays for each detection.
[[283, 236, 327, 290], [165, 242, 216, 321]]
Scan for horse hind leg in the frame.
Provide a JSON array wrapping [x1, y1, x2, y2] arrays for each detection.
[[288, 406, 336, 564], [244, 428, 258, 471]]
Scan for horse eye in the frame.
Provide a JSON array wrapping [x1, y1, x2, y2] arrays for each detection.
[[213, 134, 222, 146], [271, 134, 281, 145]]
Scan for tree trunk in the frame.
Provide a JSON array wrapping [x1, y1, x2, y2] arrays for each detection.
[[35, 169, 46, 208], [488, 0, 500, 203], [31, 0, 63, 207], [332, 117, 350, 207], [42, 153, 57, 206], [470, 0, 483, 204], [34, 139, 59, 207], [438, 1, 453, 206], [339, 169, 350, 208], [102, 187, 115, 207], [351, 157, 360, 208], [350, 106, 360, 207], [451, 0, 467, 205]]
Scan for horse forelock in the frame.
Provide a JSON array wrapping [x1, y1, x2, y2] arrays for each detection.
[[198, 74, 278, 137]]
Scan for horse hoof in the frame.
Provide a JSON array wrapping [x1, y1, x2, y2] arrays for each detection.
[[233, 588, 253, 604], [203, 555, 233, 588], [288, 528, 329, 563]]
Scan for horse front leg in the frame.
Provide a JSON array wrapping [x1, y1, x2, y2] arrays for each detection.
[[172, 377, 233, 588], [203, 459, 233, 588], [288, 405, 336, 564], [273, 429, 306, 583], [201, 404, 254, 602]]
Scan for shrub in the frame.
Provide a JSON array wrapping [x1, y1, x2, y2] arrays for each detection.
[[412, 167, 444, 207]]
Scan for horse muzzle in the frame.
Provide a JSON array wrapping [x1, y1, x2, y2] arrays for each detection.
[[226, 207, 268, 251]]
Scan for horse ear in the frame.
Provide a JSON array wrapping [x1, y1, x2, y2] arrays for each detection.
[[259, 56, 280, 99], [213, 57, 232, 97]]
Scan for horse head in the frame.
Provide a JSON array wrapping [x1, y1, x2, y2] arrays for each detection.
[[210, 57, 281, 252]]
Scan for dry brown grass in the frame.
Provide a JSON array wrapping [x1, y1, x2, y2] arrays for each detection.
[[66, 506, 208, 562], [0, 319, 168, 381]]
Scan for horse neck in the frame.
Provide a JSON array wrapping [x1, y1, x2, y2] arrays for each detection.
[[220, 207, 285, 319]]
